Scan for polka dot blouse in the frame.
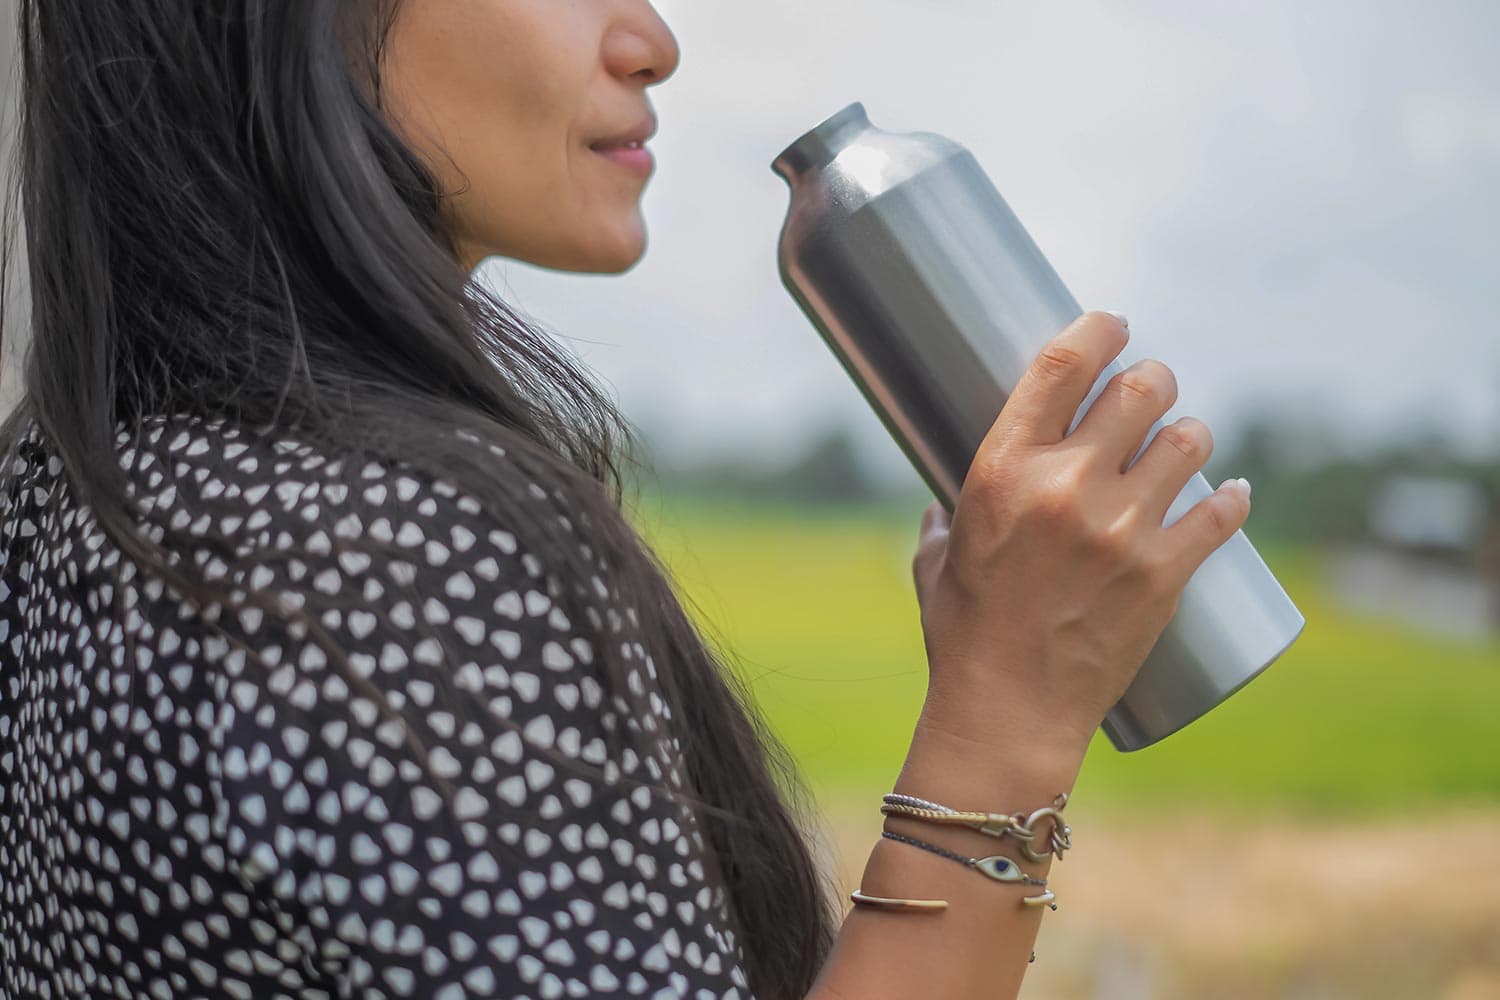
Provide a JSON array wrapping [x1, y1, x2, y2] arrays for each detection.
[[0, 416, 753, 999]]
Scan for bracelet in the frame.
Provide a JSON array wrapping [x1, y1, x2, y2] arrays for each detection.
[[881, 830, 1049, 887], [882, 792, 1073, 864], [864, 789, 1071, 968], [848, 889, 948, 912], [881, 831, 1058, 910], [850, 888, 1038, 964]]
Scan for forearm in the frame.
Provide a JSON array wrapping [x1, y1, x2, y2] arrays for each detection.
[[806, 701, 1090, 1000]]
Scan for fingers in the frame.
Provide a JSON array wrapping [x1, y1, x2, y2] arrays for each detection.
[[987, 311, 1130, 450], [1163, 478, 1252, 582], [1070, 358, 1179, 471], [1126, 416, 1214, 522]]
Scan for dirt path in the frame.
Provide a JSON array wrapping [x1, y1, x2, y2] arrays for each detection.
[[815, 802, 1500, 999]]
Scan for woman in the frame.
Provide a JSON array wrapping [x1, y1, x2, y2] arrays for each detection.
[[0, 2, 1251, 998]]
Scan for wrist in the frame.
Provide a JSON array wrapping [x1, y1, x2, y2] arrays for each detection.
[[919, 676, 1096, 767], [897, 693, 1090, 811], [899, 722, 1086, 807]]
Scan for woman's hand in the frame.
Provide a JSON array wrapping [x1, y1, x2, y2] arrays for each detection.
[[911, 310, 1252, 759]]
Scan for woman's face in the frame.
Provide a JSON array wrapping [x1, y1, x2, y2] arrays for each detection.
[[380, 0, 680, 274]]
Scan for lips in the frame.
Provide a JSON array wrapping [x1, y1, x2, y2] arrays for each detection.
[[587, 114, 658, 177], [591, 143, 654, 177], [588, 114, 657, 153]]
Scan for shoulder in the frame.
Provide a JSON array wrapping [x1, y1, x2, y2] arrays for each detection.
[[116, 412, 685, 785], [120, 411, 575, 602], [119, 412, 604, 683], [121, 413, 545, 557]]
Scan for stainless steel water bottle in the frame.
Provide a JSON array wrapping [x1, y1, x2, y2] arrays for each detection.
[[771, 102, 1306, 751]]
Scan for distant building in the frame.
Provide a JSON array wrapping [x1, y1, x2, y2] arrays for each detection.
[[1368, 474, 1497, 570], [1356, 473, 1500, 631]]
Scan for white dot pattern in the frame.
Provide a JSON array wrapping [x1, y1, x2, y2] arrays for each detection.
[[0, 416, 752, 999]]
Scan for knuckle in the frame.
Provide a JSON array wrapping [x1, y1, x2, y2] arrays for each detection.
[[966, 448, 1015, 498], [1091, 521, 1135, 560], [1049, 465, 1088, 497], [1111, 359, 1176, 410], [1202, 496, 1237, 537], [1029, 469, 1086, 524], [1076, 505, 1138, 560], [1112, 370, 1160, 407], [1156, 418, 1213, 464], [1032, 342, 1087, 382], [1029, 489, 1075, 530]]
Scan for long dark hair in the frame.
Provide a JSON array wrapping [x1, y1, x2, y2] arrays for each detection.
[[0, 1, 838, 995]]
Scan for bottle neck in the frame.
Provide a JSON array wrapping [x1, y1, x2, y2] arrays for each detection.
[[772, 102, 872, 185]]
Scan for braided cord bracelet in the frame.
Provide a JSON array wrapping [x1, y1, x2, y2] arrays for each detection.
[[881, 792, 1073, 864]]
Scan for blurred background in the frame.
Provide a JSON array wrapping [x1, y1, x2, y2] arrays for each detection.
[[486, 1, 1500, 997], [5, 0, 1499, 997]]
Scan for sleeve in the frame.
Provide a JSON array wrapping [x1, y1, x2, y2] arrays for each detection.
[[201, 456, 753, 1000]]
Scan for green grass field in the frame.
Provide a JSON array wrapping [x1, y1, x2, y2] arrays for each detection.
[[629, 493, 1500, 816]]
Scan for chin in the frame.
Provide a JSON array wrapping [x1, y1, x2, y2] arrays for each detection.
[[577, 220, 648, 274], [475, 215, 648, 274], [588, 249, 645, 275]]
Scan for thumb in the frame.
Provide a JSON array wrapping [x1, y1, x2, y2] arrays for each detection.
[[919, 498, 952, 547], [913, 500, 952, 599]]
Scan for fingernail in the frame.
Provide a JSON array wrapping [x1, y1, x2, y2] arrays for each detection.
[[1219, 477, 1252, 499], [1105, 310, 1129, 329]]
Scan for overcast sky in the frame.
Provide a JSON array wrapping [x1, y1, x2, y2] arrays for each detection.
[[482, 0, 1500, 483]]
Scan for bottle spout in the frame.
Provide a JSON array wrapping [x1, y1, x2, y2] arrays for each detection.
[[772, 102, 872, 185]]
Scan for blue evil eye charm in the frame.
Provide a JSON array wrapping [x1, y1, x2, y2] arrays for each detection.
[[973, 855, 1028, 883]]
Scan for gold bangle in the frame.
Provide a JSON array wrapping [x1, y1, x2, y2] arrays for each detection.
[[851, 891, 1041, 963], [849, 889, 949, 912]]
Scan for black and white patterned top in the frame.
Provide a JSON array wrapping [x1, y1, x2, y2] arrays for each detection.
[[0, 415, 752, 1000]]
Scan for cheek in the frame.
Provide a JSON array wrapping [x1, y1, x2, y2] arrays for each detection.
[[454, 116, 591, 261], [381, 4, 641, 269], [443, 82, 603, 258], [459, 100, 646, 269], [383, 9, 584, 217]]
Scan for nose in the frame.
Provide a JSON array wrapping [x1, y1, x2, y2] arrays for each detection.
[[605, 1, 681, 86]]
